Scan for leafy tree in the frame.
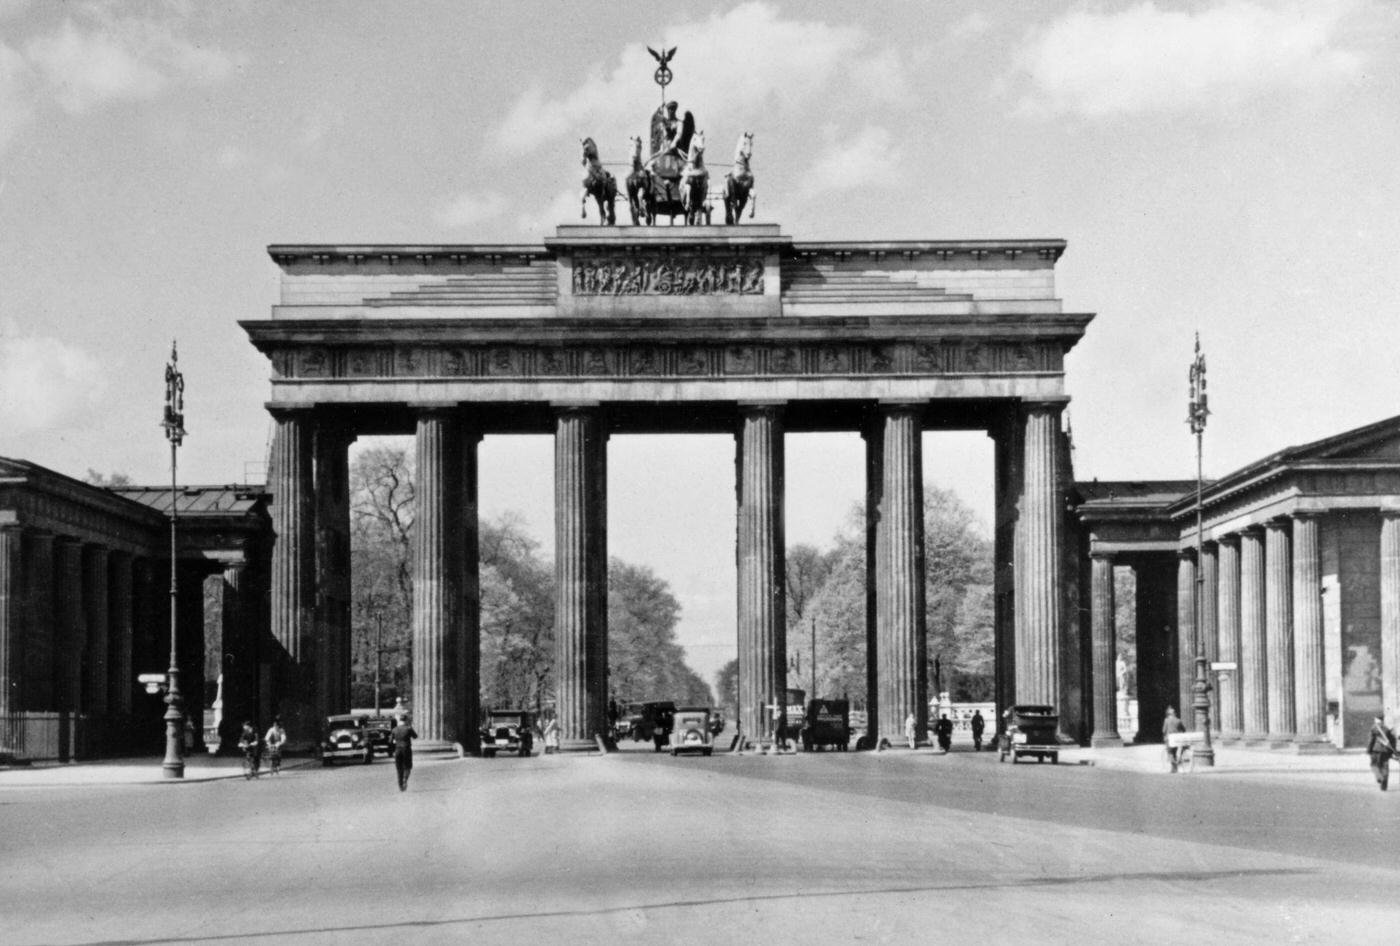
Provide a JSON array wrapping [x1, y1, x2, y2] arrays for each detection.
[[84, 469, 132, 487], [349, 446, 414, 708], [479, 513, 553, 712], [609, 559, 712, 706], [921, 485, 993, 702], [715, 659, 738, 715]]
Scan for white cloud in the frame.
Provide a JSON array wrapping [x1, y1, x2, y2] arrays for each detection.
[[0, 325, 108, 435], [436, 190, 509, 230], [1010, 1, 1364, 118], [0, 42, 35, 151], [492, 2, 909, 156], [20, 13, 240, 114], [800, 126, 901, 199], [517, 189, 591, 238]]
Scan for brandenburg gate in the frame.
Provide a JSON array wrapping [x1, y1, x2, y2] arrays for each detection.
[[241, 225, 1093, 751]]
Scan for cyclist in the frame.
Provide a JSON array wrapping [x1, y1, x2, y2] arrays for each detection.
[[263, 717, 286, 775], [237, 720, 261, 779]]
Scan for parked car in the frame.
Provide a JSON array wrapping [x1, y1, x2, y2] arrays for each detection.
[[364, 716, 395, 757], [481, 710, 534, 759], [321, 714, 375, 765], [999, 704, 1060, 764], [669, 707, 715, 756]]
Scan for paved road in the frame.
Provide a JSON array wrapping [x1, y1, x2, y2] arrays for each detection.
[[3, 748, 1398, 946]]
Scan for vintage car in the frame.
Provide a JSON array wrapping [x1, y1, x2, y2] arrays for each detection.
[[481, 710, 534, 759], [364, 716, 396, 757], [800, 699, 851, 752], [633, 700, 676, 751], [669, 707, 715, 756], [321, 714, 375, 765], [998, 704, 1060, 764]]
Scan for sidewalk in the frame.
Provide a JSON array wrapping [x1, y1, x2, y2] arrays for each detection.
[[1062, 741, 1386, 789], [0, 754, 318, 787]]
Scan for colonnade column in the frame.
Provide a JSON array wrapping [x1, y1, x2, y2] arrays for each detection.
[[1239, 527, 1268, 743], [1089, 552, 1120, 746], [0, 524, 19, 754], [1015, 401, 1063, 707], [412, 407, 469, 748], [1264, 518, 1295, 744], [874, 403, 926, 745], [1217, 536, 1242, 738], [554, 406, 607, 750], [1380, 510, 1400, 726], [862, 416, 881, 740], [1199, 543, 1219, 734], [737, 404, 785, 744], [1291, 512, 1326, 746], [315, 424, 354, 721], [1176, 550, 1196, 718], [55, 538, 83, 760], [83, 546, 110, 721], [109, 551, 134, 719], [269, 408, 316, 746]]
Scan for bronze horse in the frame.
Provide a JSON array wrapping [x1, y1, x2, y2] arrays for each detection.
[[723, 132, 754, 225], [580, 137, 616, 226], [626, 136, 651, 226], [679, 131, 710, 225]]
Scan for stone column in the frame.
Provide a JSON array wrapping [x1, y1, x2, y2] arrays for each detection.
[[1199, 544, 1219, 734], [413, 408, 468, 748], [875, 403, 926, 745], [992, 419, 1019, 731], [218, 561, 252, 751], [269, 408, 316, 745], [1291, 512, 1326, 747], [1089, 552, 1120, 746], [108, 552, 134, 718], [737, 404, 785, 744], [1015, 402, 1062, 707], [862, 416, 881, 741], [1239, 527, 1268, 743], [1380, 510, 1400, 726], [55, 538, 83, 761], [83, 546, 111, 721], [315, 424, 354, 720], [1176, 550, 1196, 719], [0, 524, 20, 752], [1217, 535, 1243, 738], [1264, 518, 1295, 744], [24, 534, 56, 711], [554, 406, 607, 750]]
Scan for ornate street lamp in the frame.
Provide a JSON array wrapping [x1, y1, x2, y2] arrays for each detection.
[[160, 342, 186, 778], [1187, 334, 1215, 766]]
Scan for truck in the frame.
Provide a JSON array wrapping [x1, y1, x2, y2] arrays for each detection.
[[800, 699, 851, 751]]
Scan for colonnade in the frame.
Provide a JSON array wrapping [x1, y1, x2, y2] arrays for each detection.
[[268, 398, 1069, 750], [1088, 510, 1400, 747]]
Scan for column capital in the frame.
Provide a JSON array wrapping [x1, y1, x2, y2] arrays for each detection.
[[1089, 549, 1115, 562], [1177, 547, 1197, 562], [1218, 532, 1241, 548], [1264, 515, 1293, 532], [1021, 397, 1068, 413], [1240, 524, 1265, 538], [1379, 506, 1400, 521]]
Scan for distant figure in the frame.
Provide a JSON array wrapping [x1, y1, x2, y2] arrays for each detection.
[[904, 712, 917, 750], [970, 710, 986, 751], [1367, 713, 1397, 791], [263, 717, 286, 775], [391, 714, 418, 791], [935, 714, 954, 753], [1116, 652, 1128, 693], [543, 713, 560, 755], [1162, 706, 1187, 773], [237, 720, 260, 773]]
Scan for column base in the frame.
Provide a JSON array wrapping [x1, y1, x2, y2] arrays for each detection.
[[1290, 735, 1338, 754], [1241, 732, 1270, 747], [415, 740, 465, 756], [1089, 733, 1123, 748], [1266, 732, 1295, 750], [557, 737, 609, 754]]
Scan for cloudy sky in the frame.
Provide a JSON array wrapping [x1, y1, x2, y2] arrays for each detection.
[[2, 1, 1397, 687]]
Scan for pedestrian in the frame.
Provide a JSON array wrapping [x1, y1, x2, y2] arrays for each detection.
[[542, 712, 560, 754], [935, 713, 954, 753], [904, 712, 916, 750], [1367, 713, 1397, 791], [263, 717, 286, 775], [970, 710, 985, 751], [391, 713, 418, 791], [1162, 706, 1186, 773]]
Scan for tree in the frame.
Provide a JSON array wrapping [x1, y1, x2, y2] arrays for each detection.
[[921, 485, 993, 701], [785, 542, 839, 683], [609, 559, 712, 706], [349, 446, 415, 708], [84, 469, 132, 487], [479, 513, 554, 712], [715, 659, 738, 716]]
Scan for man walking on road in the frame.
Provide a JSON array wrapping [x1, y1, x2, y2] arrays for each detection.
[[1367, 713, 1396, 791], [391, 714, 418, 792]]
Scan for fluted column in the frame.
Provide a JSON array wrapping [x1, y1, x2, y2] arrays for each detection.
[[737, 404, 785, 743], [108, 552, 134, 718], [1380, 511, 1400, 726], [1176, 550, 1196, 718], [24, 534, 56, 711], [314, 424, 354, 721], [1015, 402, 1062, 707], [83, 546, 111, 720], [219, 561, 254, 750], [1291, 512, 1326, 745], [0, 525, 20, 750], [1265, 518, 1295, 743], [554, 407, 607, 749], [875, 403, 926, 745], [413, 408, 467, 747], [862, 418, 881, 740], [1239, 527, 1268, 742], [55, 539, 83, 761], [269, 408, 316, 744], [1199, 543, 1219, 733], [1089, 552, 1120, 745], [1217, 536, 1242, 738]]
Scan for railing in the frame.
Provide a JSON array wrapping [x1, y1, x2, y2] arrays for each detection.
[[0, 712, 88, 762]]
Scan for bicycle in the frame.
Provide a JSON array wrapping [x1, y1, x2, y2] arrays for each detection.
[[266, 746, 282, 776], [240, 743, 261, 780]]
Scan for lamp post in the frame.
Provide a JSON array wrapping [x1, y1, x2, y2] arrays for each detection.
[[161, 342, 186, 778], [1187, 334, 1215, 766]]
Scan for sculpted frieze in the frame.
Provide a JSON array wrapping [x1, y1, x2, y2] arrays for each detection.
[[572, 254, 764, 295]]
